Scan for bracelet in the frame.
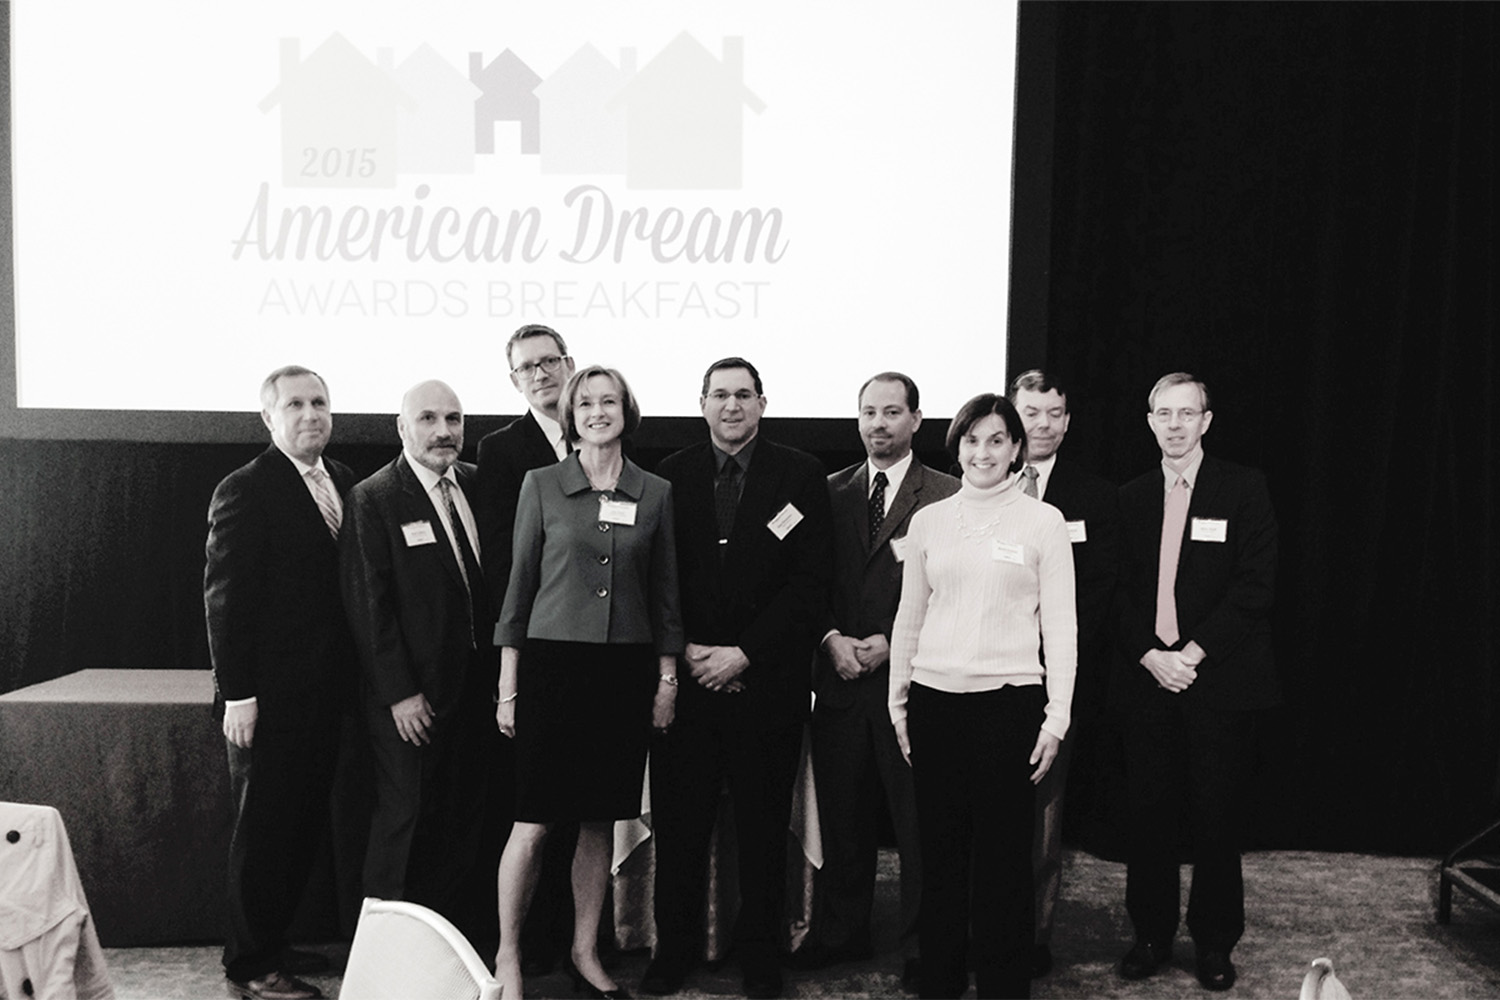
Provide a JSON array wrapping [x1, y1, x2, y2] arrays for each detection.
[[659, 674, 679, 686], [498, 692, 518, 704]]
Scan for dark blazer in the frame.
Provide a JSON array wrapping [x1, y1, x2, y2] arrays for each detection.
[[1115, 453, 1279, 710], [816, 458, 959, 710], [341, 454, 487, 721], [475, 411, 560, 619], [205, 445, 357, 730], [657, 437, 834, 721], [1041, 459, 1119, 710]]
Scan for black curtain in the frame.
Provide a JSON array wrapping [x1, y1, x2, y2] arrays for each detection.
[[1033, 3, 1498, 851]]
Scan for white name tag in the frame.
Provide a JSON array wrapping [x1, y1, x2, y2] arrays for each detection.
[[991, 539, 1025, 565], [1191, 517, 1228, 542], [767, 502, 804, 540], [1066, 520, 1088, 544], [889, 535, 910, 563], [401, 520, 438, 547], [598, 498, 638, 525]]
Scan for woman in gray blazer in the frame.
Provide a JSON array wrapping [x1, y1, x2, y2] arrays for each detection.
[[493, 365, 684, 1000]]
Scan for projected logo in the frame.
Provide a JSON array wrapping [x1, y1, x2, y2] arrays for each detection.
[[260, 32, 765, 190]]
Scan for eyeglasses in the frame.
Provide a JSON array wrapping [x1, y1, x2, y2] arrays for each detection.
[[1152, 408, 1204, 423], [511, 355, 567, 379], [705, 389, 760, 403]]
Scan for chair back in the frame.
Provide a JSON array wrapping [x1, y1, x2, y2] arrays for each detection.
[[339, 897, 500, 1000]]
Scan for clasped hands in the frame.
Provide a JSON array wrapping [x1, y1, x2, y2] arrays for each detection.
[[684, 642, 749, 694], [824, 632, 890, 681], [1141, 641, 1205, 693]]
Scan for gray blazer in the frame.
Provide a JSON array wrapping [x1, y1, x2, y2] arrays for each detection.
[[495, 453, 684, 654]]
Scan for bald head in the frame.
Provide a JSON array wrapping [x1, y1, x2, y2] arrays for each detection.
[[398, 380, 465, 473]]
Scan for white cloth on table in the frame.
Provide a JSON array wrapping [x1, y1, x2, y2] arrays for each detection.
[[0, 802, 113, 1000]]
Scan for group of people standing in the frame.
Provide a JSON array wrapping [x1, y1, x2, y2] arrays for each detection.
[[204, 323, 1277, 1000]]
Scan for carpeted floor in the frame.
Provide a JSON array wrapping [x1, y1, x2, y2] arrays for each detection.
[[101, 849, 1500, 999]]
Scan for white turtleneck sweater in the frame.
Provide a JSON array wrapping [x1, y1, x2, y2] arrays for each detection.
[[888, 473, 1078, 741]]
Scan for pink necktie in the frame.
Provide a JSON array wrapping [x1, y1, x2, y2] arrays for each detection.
[[306, 468, 341, 540], [1154, 477, 1189, 646]]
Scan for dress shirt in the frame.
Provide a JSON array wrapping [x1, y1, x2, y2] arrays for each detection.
[[867, 451, 914, 517], [1161, 445, 1206, 499], [712, 436, 758, 505], [531, 408, 569, 460], [1025, 453, 1057, 502], [402, 452, 482, 569]]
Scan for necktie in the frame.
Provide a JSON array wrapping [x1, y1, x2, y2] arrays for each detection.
[[1021, 464, 1040, 498], [1154, 476, 1190, 646], [715, 460, 742, 543], [438, 478, 485, 646], [306, 468, 341, 539], [868, 471, 888, 545]]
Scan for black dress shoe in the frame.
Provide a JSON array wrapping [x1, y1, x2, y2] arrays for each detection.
[[563, 956, 631, 999], [900, 957, 921, 994], [1030, 943, 1053, 978], [279, 949, 330, 976], [226, 971, 323, 1000], [1195, 949, 1236, 991], [640, 954, 688, 996], [742, 956, 784, 1000], [1120, 940, 1172, 980]]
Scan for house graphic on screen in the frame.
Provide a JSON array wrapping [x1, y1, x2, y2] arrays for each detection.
[[534, 43, 636, 176], [471, 49, 543, 156], [608, 33, 764, 190], [259, 34, 414, 189], [379, 45, 483, 175]]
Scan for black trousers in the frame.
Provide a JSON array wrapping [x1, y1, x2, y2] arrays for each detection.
[[908, 683, 1043, 1000], [1122, 698, 1254, 952], [223, 721, 338, 981], [649, 701, 803, 967]]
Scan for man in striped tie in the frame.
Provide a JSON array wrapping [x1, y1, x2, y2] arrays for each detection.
[[206, 365, 358, 1000], [1114, 372, 1279, 993]]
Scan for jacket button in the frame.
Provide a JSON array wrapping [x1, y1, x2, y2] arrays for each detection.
[[598, 554, 610, 565], [598, 522, 611, 532], [595, 587, 609, 598]]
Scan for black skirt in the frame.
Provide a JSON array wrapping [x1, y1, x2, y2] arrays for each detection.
[[513, 638, 656, 823]]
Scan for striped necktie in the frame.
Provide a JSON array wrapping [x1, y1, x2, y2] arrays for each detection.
[[306, 468, 341, 539]]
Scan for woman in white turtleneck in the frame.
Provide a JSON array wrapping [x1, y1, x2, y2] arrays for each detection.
[[888, 393, 1076, 1000]]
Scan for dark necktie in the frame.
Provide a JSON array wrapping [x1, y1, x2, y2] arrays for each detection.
[[715, 459, 742, 543], [1022, 464, 1040, 498], [438, 478, 485, 647], [869, 471, 888, 546]]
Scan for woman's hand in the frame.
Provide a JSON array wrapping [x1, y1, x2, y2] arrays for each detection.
[[496, 698, 516, 739], [653, 656, 678, 732], [894, 717, 912, 764], [1029, 729, 1061, 784]]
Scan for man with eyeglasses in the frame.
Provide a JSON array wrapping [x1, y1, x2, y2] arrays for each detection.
[[473, 324, 577, 971], [643, 358, 833, 1000], [1114, 372, 1279, 993]]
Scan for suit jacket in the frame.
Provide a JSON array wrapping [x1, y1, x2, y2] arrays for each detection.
[[815, 458, 959, 710], [657, 437, 833, 722], [474, 411, 560, 620], [1040, 458, 1119, 712], [341, 454, 488, 721], [1115, 453, 1279, 710], [204, 445, 357, 730]]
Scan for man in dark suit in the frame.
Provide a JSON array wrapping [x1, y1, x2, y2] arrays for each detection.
[[473, 323, 576, 970], [1114, 372, 1278, 992], [643, 358, 833, 1000], [206, 365, 356, 1000], [790, 372, 957, 990], [341, 379, 493, 944], [1008, 369, 1119, 979]]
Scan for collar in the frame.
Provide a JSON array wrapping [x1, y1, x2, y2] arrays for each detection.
[[1023, 452, 1057, 499], [1161, 446, 1205, 492], [556, 452, 646, 500], [867, 451, 914, 497], [402, 451, 460, 494], [275, 444, 330, 479], [530, 408, 568, 458], [713, 437, 757, 475]]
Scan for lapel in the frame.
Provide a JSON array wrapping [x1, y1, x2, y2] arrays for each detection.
[[869, 459, 924, 559], [520, 411, 560, 467], [727, 439, 783, 558], [395, 454, 468, 595], [265, 446, 336, 551], [1178, 453, 1223, 579], [839, 464, 873, 557]]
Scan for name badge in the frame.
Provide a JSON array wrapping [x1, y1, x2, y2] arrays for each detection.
[[599, 498, 637, 525], [401, 520, 438, 547], [991, 539, 1025, 565], [1191, 517, 1228, 542], [1066, 520, 1088, 544], [889, 535, 910, 563], [767, 502, 804, 540]]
